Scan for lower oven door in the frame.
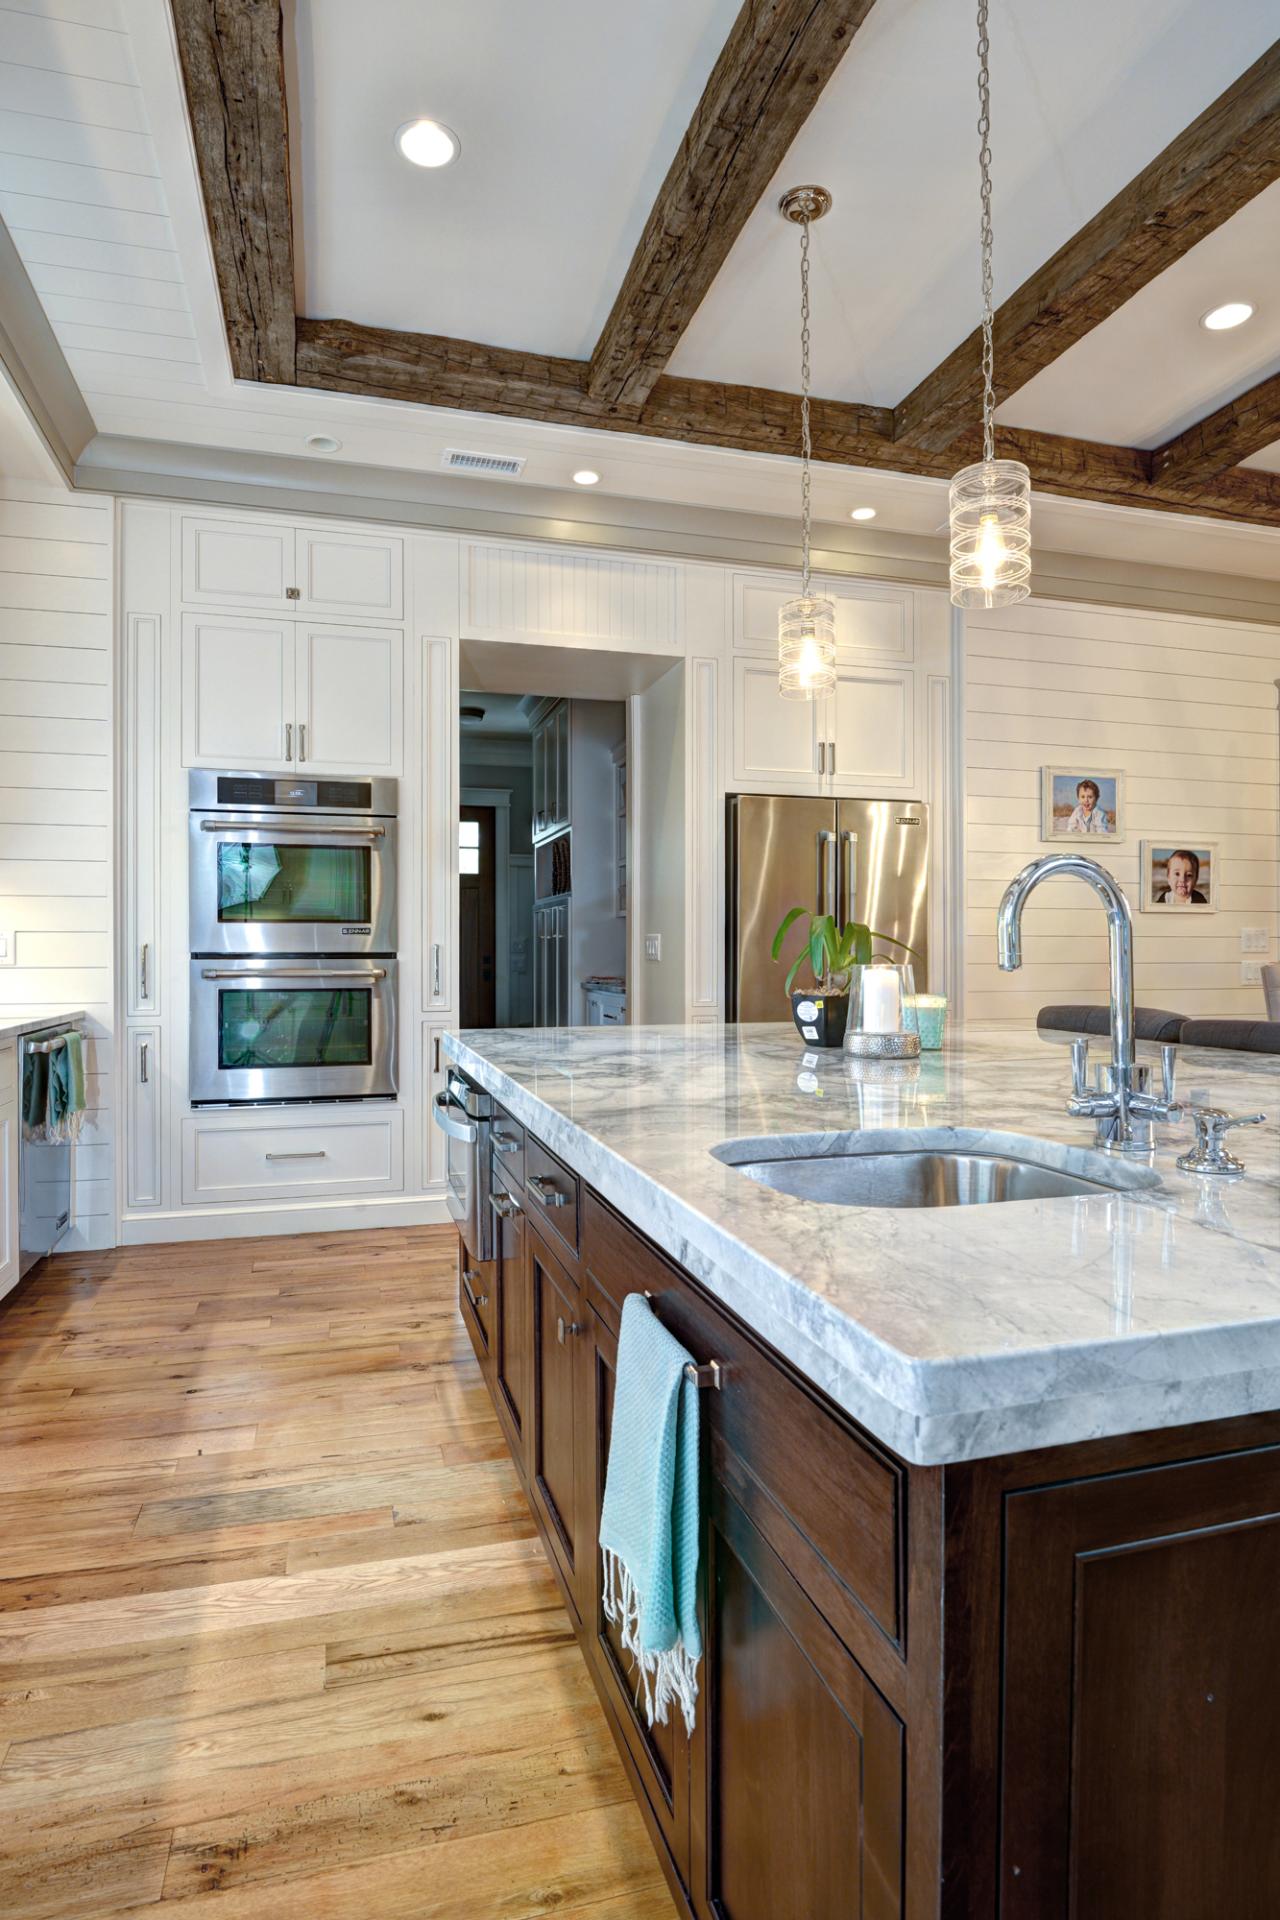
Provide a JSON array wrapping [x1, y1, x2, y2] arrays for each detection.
[[190, 957, 398, 1104]]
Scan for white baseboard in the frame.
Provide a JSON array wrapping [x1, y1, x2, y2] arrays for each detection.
[[119, 1191, 452, 1245]]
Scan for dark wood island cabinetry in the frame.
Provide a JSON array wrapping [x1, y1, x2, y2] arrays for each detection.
[[455, 1098, 1280, 1919]]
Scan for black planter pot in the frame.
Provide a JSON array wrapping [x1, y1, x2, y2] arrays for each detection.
[[789, 988, 850, 1049]]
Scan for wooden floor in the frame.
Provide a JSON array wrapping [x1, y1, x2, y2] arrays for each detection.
[[0, 1224, 676, 1919]]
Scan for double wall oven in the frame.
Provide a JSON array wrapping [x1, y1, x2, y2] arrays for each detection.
[[189, 771, 399, 1105]]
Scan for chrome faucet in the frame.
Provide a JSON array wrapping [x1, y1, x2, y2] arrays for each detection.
[[997, 853, 1180, 1151]]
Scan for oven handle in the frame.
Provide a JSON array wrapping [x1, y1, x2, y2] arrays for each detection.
[[199, 819, 386, 838], [199, 966, 387, 982], [432, 1090, 479, 1144]]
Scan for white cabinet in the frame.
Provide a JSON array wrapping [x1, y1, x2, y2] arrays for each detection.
[[182, 614, 402, 774], [535, 900, 570, 1025], [0, 1042, 18, 1302], [733, 657, 821, 785], [732, 572, 914, 662], [182, 1108, 404, 1205], [125, 613, 161, 1015], [532, 700, 571, 841], [585, 987, 626, 1026], [182, 613, 294, 768], [126, 1028, 161, 1210], [181, 517, 403, 620], [828, 665, 913, 788], [731, 656, 914, 792]]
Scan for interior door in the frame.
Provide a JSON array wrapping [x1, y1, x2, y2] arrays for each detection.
[[459, 807, 497, 1027], [295, 624, 403, 774], [182, 614, 294, 769]]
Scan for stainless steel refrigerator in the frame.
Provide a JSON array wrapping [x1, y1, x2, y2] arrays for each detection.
[[726, 794, 930, 1021]]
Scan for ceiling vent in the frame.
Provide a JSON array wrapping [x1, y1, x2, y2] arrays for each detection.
[[443, 447, 526, 478]]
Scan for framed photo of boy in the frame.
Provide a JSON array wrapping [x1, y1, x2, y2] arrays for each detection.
[[1040, 768, 1124, 841], [1140, 842, 1218, 914]]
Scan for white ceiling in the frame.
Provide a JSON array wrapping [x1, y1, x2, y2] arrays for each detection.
[[292, 0, 742, 357]]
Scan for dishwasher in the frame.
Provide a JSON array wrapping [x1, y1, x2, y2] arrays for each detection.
[[19, 1020, 81, 1276]]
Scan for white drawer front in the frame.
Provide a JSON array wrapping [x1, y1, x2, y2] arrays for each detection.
[[0, 1043, 17, 1099], [182, 1109, 403, 1205]]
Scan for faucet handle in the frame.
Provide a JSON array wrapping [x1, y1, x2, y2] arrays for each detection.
[[1159, 1042, 1178, 1106], [1176, 1106, 1266, 1177], [1070, 1036, 1090, 1100]]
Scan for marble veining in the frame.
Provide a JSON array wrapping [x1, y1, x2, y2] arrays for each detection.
[[444, 1022, 1280, 1465]]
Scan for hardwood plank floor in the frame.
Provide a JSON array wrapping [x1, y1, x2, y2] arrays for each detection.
[[0, 1225, 676, 1918]]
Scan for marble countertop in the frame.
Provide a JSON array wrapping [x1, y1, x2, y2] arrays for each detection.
[[444, 1022, 1280, 1465], [0, 1009, 86, 1045]]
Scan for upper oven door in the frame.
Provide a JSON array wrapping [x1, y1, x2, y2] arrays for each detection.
[[190, 810, 397, 955], [190, 956, 399, 1104]]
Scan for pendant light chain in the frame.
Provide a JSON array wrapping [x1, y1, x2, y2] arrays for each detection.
[[799, 212, 814, 596], [976, 0, 996, 465]]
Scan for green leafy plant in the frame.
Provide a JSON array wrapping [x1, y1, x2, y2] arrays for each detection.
[[771, 908, 918, 996]]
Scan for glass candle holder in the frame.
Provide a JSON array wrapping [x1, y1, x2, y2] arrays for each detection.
[[844, 960, 920, 1060], [907, 993, 948, 1051]]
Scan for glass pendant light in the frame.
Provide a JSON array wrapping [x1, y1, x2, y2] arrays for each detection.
[[778, 186, 836, 699], [949, 0, 1031, 610]]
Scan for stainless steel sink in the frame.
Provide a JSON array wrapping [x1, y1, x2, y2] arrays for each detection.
[[711, 1129, 1163, 1209]]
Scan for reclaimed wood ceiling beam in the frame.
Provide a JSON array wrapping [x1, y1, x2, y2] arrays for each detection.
[[294, 317, 1280, 528], [1150, 368, 1280, 494], [170, 0, 296, 385], [893, 41, 1280, 454], [586, 0, 877, 410]]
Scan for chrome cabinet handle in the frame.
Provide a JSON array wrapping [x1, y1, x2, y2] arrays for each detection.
[[489, 1190, 523, 1220], [493, 1131, 521, 1155], [528, 1173, 567, 1209], [298, 723, 307, 763], [139, 1040, 149, 1085], [285, 722, 292, 761], [829, 739, 837, 775], [462, 1268, 489, 1310], [432, 943, 442, 997], [140, 942, 149, 999], [432, 1091, 477, 1144], [265, 1150, 327, 1161], [557, 1315, 582, 1344], [818, 741, 825, 775]]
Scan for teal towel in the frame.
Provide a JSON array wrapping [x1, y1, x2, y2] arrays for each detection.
[[599, 1292, 702, 1732], [22, 1032, 86, 1143]]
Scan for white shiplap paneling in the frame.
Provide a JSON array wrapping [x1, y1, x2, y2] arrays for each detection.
[[963, 599, 1280, 1024], [0, 484, 114, 1248]]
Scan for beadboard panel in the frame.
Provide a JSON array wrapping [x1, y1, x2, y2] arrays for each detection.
[[963, 599, 1280, 1025], [0, 489, 114, 1249], [463, 542, 682, 652]]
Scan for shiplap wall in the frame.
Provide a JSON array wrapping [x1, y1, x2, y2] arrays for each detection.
[[0, 485, 113, 1248], [964, 598, 1280, 1024]]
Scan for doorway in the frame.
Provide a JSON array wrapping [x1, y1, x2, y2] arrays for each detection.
[[458, 804, 496, 1027]]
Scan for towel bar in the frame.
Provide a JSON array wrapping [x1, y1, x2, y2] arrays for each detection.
[[26, 1034, 70, 1055], [642, 1290, 724, 1390]]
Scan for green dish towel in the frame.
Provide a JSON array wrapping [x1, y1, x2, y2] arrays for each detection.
[[23, 1031, 86, 1142], [599, 1292, 702, 1733]]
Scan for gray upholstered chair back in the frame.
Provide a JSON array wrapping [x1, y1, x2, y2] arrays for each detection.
[[1179, 1019, 1280, 1056], [1037, 1004, 1187, 1043]]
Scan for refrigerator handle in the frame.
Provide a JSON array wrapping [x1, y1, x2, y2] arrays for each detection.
[[816, 831, 837, 918], [839, 831, 858, 925]]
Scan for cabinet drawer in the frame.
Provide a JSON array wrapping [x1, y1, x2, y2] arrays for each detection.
[[525, 1135, 578, 1255], [491, 1107, 526, 1188], [182, 1110, 403, 1204], [582, 1190, 904, 1647], [458, 1240, 496, 1370]]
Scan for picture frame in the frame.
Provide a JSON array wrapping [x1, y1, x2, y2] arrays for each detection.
[[1139, 841, 1218, 914], [1040, 767, 1125, 842]]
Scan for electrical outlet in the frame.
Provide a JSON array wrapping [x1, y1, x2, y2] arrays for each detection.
[[0, 927, 13, 968], [644, 934, 662, 962], [1241, 960, 1263, 987], [1240, 928, 1270, 954]]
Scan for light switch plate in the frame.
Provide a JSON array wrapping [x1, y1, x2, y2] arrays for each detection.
[[644, 934, 661, 962], [1240, 928, 1270, 954], [1241, 960, 1263, 986]]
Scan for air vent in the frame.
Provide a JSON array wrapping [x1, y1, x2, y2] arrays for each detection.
[[443, 447, 526, 478]]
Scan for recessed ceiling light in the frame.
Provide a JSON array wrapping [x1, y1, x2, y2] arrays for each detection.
[[849, 506, 877, 521], [572, 469, 600, 486], [1201, 301, 1254, 332], [306, 433, 341, 453], [395, 118, 459, 169]]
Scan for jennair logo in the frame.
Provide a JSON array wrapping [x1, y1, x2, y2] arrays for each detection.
[[341, 926, 372, 935]]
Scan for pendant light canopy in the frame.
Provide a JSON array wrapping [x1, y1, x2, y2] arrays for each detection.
[[778, 185, 836, 700], [949, 0, 1030, 611]]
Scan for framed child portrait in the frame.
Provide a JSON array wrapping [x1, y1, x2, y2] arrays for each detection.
[[1140, 842, 1217, 913], [1040, 768, 1124, 842]]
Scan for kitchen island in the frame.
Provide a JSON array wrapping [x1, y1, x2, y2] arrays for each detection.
[[443, 1022, 1280, 1919]]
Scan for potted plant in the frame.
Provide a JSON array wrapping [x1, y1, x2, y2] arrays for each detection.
[[771, 907, 918, 1047]]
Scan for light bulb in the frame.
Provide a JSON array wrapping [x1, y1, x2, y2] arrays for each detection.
[[796, 633, 822, 687], [975, 512, 1009, 591]]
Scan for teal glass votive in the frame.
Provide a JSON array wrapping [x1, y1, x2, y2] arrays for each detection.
[[908, 993, 948, 1050]]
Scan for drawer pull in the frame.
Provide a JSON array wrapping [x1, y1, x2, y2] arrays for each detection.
[[490, 1191, 523, 1221], [493, 1132, 521, 1155], [265, 1150, 328, 1162], [462, 1268, 490, 1311], [643, 1290, 724, 1389], [557, 1314, 583, 1345], [529, 1173, 567, 1208]]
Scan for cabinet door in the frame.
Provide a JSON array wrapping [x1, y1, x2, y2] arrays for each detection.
[[553, 702, 571, 830], [458, 1236, 496, 1380], [295, 528, 404, 620], [0, 1051, 18, 1302], [691, 1477, 905, 1920], [492, 1185, 532, 1467], [528, 1229, 588, 1617], [182, 613, 295, 769], [828, 665, 913, 789], [125, 612, 160, 1016], [181, 516, 294, 610], [585, 1308, 692, 1884], [733, 657, 820, 786], [126, 1027, 161, 1210], [295, 624, 403, 775]]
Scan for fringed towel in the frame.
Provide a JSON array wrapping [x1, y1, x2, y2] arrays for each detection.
[[599, 1291, 702, 1734], [23, 1031, 87, 1144]]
